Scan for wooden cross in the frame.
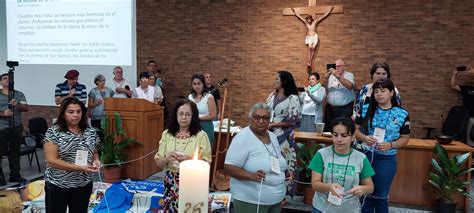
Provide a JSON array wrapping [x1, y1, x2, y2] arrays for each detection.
[[282, 0, 344, 16]]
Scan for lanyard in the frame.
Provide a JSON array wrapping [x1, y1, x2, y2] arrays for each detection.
[[262, 140, 279, 158], [331, 148, 352, 189]]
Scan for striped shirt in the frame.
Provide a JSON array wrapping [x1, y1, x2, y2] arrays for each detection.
[[44, 125, 100, 188], [55, 80, 87, 103]]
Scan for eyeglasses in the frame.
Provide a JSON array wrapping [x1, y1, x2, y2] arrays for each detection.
[[177, 113, 192, 118], [253, 115, 270, 122]]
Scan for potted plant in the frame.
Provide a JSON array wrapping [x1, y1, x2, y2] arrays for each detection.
[[296, 142, 324, 204], [100, 112, 138, 183], [428, 143, 473, 213]]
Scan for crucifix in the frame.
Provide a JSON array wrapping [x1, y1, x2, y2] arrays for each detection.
[[283, 0, 343, 74]]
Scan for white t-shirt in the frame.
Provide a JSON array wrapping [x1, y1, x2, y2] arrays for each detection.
[[225, 126, 287, 205], [107, 78, 131, 98]]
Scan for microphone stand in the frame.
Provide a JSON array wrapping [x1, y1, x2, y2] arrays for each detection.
[[7, 66, 15, 128]]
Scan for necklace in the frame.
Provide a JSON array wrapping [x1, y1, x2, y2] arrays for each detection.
[[174, 136, 192, 152], [176, 130, 190, 139]]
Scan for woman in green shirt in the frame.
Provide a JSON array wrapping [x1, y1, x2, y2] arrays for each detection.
[[309, 117, 374, 213]]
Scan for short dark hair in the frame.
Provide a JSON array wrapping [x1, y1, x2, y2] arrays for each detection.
[[147, 60, 156, 66], [1, 73, 8, 79], [309, 72, 320, 81], [370, 62, 391, 80], [55, 97, 88, 132], [277, 71, 298, 97], [139, 72, 150, 79], [167, 99, 202, 137], [331, 117, 355, 135], [190, 74, 206, 97]]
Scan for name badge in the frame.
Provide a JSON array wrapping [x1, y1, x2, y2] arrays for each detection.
[[328, 187, 344, 206], [270, 156, 280, 174], [75, 150, 89, 166], [373, 127, 386, 144]]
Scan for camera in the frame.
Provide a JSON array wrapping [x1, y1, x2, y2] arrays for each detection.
[[327, 63, 336, 70], [6, 61, 19, 68], [456, 65, 467, 72]]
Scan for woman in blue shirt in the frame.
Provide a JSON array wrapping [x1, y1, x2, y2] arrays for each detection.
[[354, 79, 410, 213]]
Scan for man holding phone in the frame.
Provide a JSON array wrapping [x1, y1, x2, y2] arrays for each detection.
[[450, 65, 474, 145], [324, 59, 356, 131]]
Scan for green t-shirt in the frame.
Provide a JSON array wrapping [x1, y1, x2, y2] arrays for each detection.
[[308, 146, 375, 213]]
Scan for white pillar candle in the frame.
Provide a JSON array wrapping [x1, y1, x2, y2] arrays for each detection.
[[178, 147, 209, 213]]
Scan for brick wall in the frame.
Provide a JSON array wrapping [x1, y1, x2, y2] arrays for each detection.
[[28, 0, 474, 138]]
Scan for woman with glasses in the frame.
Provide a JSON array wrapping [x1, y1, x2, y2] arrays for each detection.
[[88, 74, 114, 129], [154, 99, 211, 212], [265, 70, 301, 197], [225, 103, 289, 213]]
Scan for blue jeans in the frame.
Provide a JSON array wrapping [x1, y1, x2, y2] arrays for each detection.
[[312, 206, 322, 213], [360, 150, 397, 213]]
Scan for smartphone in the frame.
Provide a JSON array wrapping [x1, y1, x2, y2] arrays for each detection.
[[457, 65, 467, 71], [297, 87, 305, 92], [327, 64, 336, 70]]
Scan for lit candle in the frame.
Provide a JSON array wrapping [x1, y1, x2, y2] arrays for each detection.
[[179, 146, 209, 213]]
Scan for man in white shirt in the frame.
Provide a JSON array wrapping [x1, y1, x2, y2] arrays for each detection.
[[107, 66, 132, 98]]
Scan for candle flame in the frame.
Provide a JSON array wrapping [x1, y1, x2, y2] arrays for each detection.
[[193, 145, 199, 160]]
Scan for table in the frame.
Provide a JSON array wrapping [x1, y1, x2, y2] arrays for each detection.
[[295, 131, 474, 212]]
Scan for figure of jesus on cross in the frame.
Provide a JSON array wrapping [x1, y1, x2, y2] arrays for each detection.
[[291, 6, 333, 68]]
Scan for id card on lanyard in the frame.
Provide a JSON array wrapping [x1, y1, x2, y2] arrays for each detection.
[[270, 156, 280, 174]]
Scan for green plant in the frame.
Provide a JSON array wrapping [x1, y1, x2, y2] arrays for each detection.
[[428, 143, 473, 203], [296, 142, 324, 183], [99, 112, 138, 167]]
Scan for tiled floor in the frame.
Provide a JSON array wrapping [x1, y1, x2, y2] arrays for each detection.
[[3, 151, 473, 212]]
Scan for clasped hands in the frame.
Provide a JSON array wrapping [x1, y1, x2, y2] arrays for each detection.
[[328, 183, 366, 198], [363, 135, 391, 152], [79, 159, 101, 173]]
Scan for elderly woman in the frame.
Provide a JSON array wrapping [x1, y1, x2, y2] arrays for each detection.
[[224, 103, 289, 213], [353, 62, 401, 118], [188, 74, 217, 147], [154, 99, 212, 212], [88, 74, 114, 129], [43, 97, 101, 212], [299, 72, 326, 132]]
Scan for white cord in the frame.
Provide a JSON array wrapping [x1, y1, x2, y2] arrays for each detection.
[[256, 178, 264, 213], [95, 147, 160, 213]]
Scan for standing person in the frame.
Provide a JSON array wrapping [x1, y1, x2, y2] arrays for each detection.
[[450, 65, 474, 145], [88, 74, 114, 129], [132, 72, 160, 104], [43, 97, 101, 212], [204, 72, 222, 119], [224, 103, 289, 213], [291, 7, 334, 67], [354, 62, 401, 119], [354, 79, 410, 213], [107, 66, 132, 98], [154, 99, 211, 212], [0, 73, 29, 185], [54, 69, 87, 105], [265, 70, 301, 197], [148, 74, 164, 105], [299, 72, 326, 132], [325, 59, 355, 131], [309, 117, 374, 213], [188, 74, 217, 147]]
